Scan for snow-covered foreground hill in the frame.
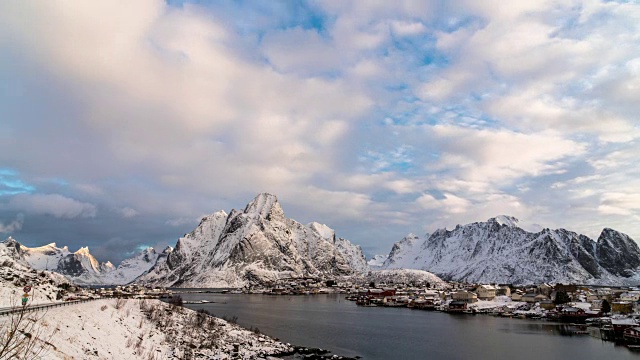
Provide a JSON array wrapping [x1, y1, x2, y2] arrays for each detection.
[[138, 193, 368, 287], [380, 216, 640, 285], [0, 298, 294, 359]]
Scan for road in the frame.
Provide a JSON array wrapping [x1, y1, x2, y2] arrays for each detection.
[[0, 298, 103, 317]]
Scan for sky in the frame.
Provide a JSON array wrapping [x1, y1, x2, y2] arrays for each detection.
[[1, 0, 640, 264]]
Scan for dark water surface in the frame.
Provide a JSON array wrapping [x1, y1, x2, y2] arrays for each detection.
[[179, 293, 638, 360]]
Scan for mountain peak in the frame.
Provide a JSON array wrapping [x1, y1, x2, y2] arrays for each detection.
[[243, 193, 285, 221], [75, 246, 91, 255], [490, 215, 520, 228], [162, 246, 174, 254]]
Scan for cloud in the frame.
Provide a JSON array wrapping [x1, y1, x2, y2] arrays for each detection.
[[1, 1, 640, 259], [116, 207, 139, 218], [429, 125, 586, 186], [598, 192, 640, 216], [8, 194, 97, 219], [166, 216, 202, 227], [0, 213, 24, 234], [417, 193, 470, 214]]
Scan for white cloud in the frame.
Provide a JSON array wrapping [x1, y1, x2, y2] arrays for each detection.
[[598, 193, 640, 216], [417, 193, 470, 214], [429, 125, 586, 186], [8, 194, 97, 219], [1, 1, 640, 256]]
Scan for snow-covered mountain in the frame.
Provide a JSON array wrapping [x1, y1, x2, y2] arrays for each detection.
[[367, 255, 387, 270], [3, 237, 160, 285], [137, 193, 369, 287], [0, 238, 71, 306], [379, 216, 640, 285]]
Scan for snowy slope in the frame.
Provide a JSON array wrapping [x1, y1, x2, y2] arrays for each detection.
[[94, 247, 160, 285], [380, 216, 640, 285], [138, 193, 369, 287], [0, 298, 294, 359], [367, 255, 386, 270], [0, 238, 71, 307], [308, 222, 369, 274], [368, 269, 449, 289]]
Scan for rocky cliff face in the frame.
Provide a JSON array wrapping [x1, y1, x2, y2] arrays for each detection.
[[596, 228, 640, 277], [380, 217, 640, 285], [138, 193, 369, 287]]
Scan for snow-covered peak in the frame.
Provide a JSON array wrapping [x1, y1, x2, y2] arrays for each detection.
[[243, 193, 284, 221], [307, 222, 335, 241], [382, 233, 421, 269], [74, 246, 91, 255], [26, 242, 65, 253], [490, 215, 520, 228], [368, 255, 386, 269]]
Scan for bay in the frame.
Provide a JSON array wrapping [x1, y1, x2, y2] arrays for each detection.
[[178, 292, 638, 359]]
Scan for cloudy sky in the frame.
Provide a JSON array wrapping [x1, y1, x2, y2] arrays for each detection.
[[1, 0, 639, 264]]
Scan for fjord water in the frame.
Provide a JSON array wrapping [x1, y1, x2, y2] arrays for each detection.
[[181, 293, 636, 360]]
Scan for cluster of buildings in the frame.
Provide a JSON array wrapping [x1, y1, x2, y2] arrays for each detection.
[[64, 284, 173, 301]]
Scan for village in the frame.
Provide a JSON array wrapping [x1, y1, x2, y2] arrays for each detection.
[[344, 282, 640, 349], [224, 278, 640, 349]]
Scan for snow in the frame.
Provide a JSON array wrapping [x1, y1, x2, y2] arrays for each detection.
[[367, 255, 386, 269], [378, 216, 638, 285], [492, 215, 520, 228], [0, 242, 70, 307], [11, 239, 160, 286], [139, 193, 369, 287], [0, 298, 293, 359], [368, 269, 449, 288], [308, 222, 335, 241]]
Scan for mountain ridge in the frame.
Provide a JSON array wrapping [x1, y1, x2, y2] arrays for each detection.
[[136, 193, 369, 287], [379, 216, 640, 285]]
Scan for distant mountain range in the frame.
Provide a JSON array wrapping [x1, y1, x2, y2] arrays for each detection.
[[1, 237, 162, 285], [2, 193, 368, 287], [377, 215, 640, 285], [4, 198, 640, 287]]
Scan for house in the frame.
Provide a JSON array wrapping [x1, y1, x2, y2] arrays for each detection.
[[448, 300, 468, 312], [612, 318, 639, 336], [538, 283, 552, 296], [522, 293, 538, 303], [624, 327, 640, 345], [612, 300, 634, 314], [511, 291, 523, 301], [555, 284, 577, 293], [559, 306, 601, 323], [534, 294, 548, 302], [368, 288, 396, 298], [586, 288, 612, 302], [452, 290, 477, 303], [476, 285, 497, 300], [540, 300, 555, 310], [620, 291, 640, 302]]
